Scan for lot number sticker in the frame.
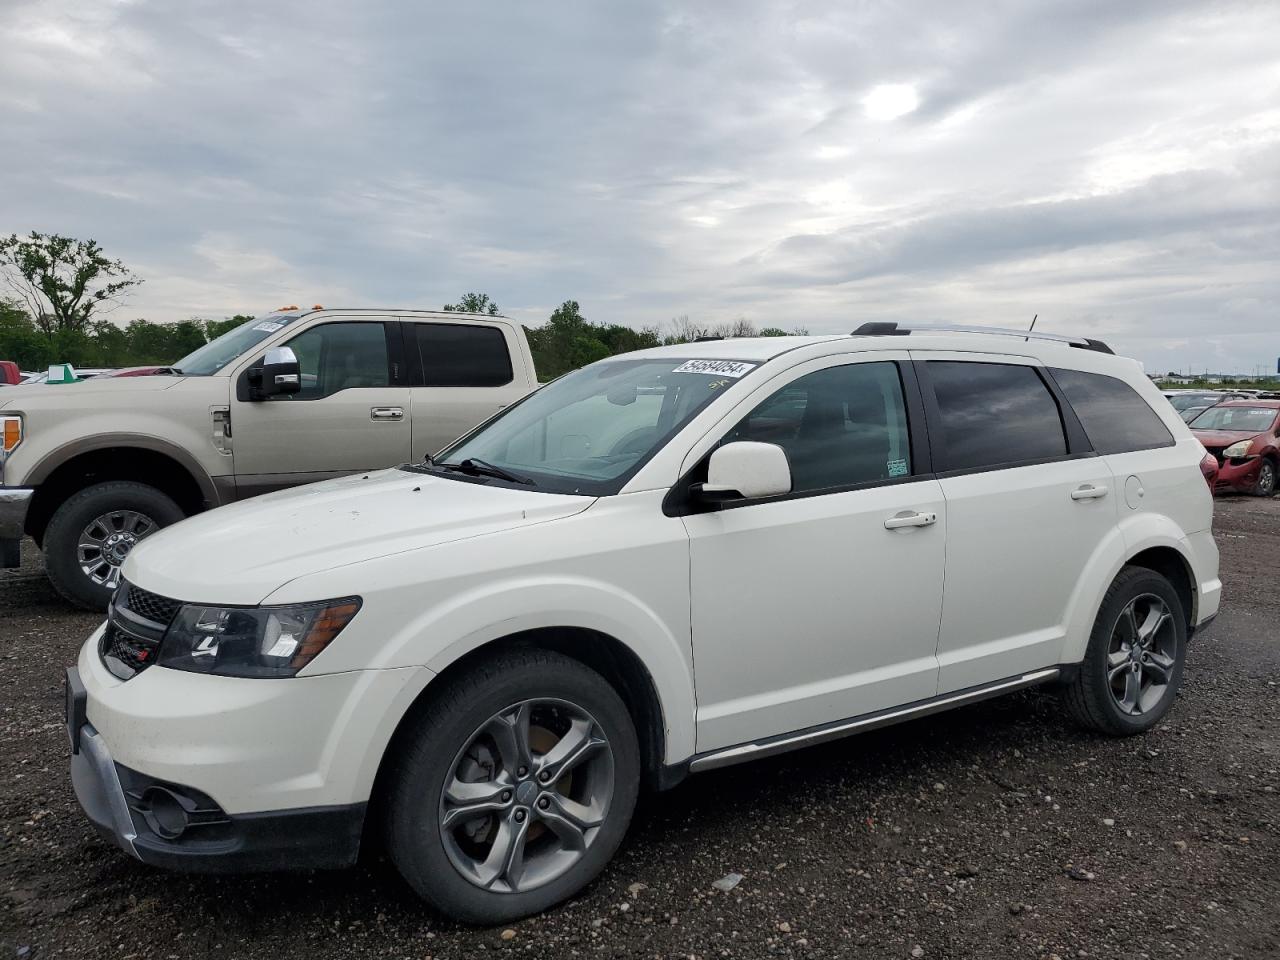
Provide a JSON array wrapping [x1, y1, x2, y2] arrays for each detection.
[[673, 359, 756, 378]]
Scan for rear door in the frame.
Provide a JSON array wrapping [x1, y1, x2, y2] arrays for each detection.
[[913, 352, 1116, 693], [403, 318, 529, 460], [230, 316, 412, 495]]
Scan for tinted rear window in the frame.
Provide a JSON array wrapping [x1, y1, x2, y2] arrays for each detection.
[[414, 323, 513, 387], [1052, 368, 1174, 454], [926, 361, 1067, 472]]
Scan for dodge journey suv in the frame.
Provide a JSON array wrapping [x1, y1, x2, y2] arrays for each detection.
[[67, 323, 1220, 923]]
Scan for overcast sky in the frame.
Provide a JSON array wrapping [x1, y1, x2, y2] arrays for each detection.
[[2, 0, 1277, 374]]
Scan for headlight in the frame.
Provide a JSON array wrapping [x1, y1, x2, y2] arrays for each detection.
[[158, 598, 361, 678], [1223, 440, 1253, 458]]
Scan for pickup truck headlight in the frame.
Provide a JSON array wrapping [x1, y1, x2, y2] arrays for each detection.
[[1223, 440, 1253, 459], [158, 598, 361, 678]]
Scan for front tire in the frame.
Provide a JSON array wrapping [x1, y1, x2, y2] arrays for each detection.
[[1065, 566, 1187, 736], [384, 648, 640, 924], [43, 481, 184, 610], [1253, 457, 1277, 497]]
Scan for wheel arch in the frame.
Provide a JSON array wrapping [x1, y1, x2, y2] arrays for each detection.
[[24, 437, 217, 544], [1060, 518, 1199, 665], [367, 626, 673, 818]]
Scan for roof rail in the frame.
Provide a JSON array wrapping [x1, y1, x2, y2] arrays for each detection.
[[693, 335, 724, 342], [849, 321, 1114, 355]]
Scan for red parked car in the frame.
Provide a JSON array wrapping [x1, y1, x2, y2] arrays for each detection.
[[1189, 399, 1280, 496]]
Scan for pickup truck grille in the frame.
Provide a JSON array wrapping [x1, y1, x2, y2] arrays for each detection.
[[99, 580, 180, 681]]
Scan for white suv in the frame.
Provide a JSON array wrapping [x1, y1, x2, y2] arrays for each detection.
[[66, 324, 1220, 923]]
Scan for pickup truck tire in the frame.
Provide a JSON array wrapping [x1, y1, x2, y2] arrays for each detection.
[[384, 648, 640, 924], [1064, 566, 1187, 736], [44, 481, 185, 611]]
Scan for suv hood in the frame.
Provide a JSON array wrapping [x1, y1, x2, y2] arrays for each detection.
[[123, 469, 594, 605], [1192, 428, 1261, 448]]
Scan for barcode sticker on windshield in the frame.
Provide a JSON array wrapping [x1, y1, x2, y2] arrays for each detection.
[[252, 321, 284, 333], [673, 360, 755, 378]]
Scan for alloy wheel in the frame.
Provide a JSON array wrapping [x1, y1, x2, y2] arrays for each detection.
[[439, 698, 615, 894], [1258, 460, 1276, 496], [76, 510, 156, 588], [1106, 593, 1177, 716]]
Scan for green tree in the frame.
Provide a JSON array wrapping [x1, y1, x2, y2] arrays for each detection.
[[203, 314, 253, 341], [0, 232, 142, 335], [443, 292, 501, 316]]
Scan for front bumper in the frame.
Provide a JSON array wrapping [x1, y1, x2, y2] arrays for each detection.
[[1213, 457, 1262, 493], [0, 486, 33, 567], [67, 666, 365, 872]]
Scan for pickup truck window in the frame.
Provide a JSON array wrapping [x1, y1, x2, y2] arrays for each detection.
[[171, 314, 302, 375], [412, 323, 513, 387], [284, 322, 391, 399], [429, 358, 754, 495]]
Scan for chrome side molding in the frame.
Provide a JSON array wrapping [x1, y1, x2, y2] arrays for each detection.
[[688, 667, 1061, 773]]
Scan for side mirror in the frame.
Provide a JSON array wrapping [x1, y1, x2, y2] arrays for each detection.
[[248, 347, 302, 400], [696, 441, 792, 503]]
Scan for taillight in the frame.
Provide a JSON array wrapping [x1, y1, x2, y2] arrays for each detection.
[[1199, 451, 1217, 490]]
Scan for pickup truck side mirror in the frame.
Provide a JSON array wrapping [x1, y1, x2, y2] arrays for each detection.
[[695, 441, 792, 504], [248, 347, 302, 400]]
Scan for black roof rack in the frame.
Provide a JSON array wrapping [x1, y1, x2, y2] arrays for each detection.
[[693, 335, 723, 342], [849, 321, 1114, 354]]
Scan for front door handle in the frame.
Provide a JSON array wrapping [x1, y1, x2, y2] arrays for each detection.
[[370, 406, 405, 421], [1070, 484, 1108, 501], [884, 510, 938, 530]]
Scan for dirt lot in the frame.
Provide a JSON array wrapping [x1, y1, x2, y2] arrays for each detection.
[[2, 498, 1278, 960]]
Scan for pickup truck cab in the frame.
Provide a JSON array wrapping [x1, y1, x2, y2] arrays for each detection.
[[65, 324, 1219, 923], [0, 308, 537, 608]]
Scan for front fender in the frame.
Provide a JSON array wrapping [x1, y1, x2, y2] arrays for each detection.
[[357, 576, 697, 764]]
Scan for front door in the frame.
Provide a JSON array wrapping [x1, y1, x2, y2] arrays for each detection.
[[231, 318, 412, 496], [683, 355, 946, 752], [913, 353, 1118, 693]]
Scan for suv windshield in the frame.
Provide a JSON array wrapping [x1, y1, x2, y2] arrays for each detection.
[[421, 357, 757, 495], [171, 314, 303, 375], [1189, 406, 1278, 432]]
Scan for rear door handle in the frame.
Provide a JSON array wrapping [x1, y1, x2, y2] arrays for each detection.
[[370, 406, 405, 421], [884, 510, 938, 530], [1070, 484, 1108, 501]]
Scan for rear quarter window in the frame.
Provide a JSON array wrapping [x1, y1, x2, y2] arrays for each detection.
[[1051, 368, 1174, 454]]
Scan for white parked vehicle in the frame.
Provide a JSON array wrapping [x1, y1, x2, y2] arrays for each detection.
[[67, 323, 1220, 923]]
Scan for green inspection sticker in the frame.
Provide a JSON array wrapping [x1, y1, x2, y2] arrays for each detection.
[[887, 459, 909, 477]]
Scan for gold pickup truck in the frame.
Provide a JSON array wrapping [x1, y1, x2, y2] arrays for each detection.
[[0, 307, 538, 608]]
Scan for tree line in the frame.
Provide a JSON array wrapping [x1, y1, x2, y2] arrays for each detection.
[[1, 232, 806, 376]]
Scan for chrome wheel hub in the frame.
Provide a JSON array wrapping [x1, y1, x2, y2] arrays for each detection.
[[439, 698, 614, 894], [77, 510, 157, 588], [1107, 593, 1177, 716]]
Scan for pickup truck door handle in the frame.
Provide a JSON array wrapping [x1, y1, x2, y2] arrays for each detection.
[[370, 407, 405, 422], [884, 510, 938, 530], [1070, 484, 1108, 501]]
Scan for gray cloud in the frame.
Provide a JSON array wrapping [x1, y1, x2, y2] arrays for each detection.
[[1, 0, 1277, 373]]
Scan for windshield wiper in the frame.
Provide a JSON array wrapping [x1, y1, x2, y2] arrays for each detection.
[[439, 458, 534, 485]]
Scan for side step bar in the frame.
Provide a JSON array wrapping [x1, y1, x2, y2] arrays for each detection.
[[688, 668, 1061, 773]]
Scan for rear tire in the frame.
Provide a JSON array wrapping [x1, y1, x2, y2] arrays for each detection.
[[384, 648, 640, 924], [1065, 566, 1187, 736], [43, 481, 184, 611]]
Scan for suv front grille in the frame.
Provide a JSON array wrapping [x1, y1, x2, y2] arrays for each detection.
[[99, 580, 181, 681], [100, 622, 162, 677], [124, 583, 181, 626]]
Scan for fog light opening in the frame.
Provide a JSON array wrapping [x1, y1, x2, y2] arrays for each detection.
[[140, 786, 191, 840]]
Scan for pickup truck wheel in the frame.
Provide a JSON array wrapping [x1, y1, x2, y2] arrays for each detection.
[[44, 481, 185, 610], [1064, 566, 1187, 736], [385, 648, 640, 924]]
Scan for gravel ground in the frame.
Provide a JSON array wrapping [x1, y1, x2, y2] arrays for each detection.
[[2, 497, 1278, 959]]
